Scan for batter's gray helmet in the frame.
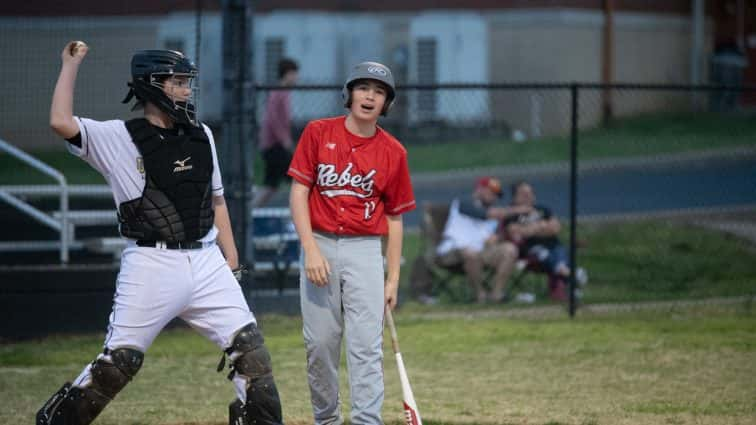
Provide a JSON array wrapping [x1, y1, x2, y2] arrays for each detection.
[[122, 50, 199, 127], [342, 61, 396, 116]]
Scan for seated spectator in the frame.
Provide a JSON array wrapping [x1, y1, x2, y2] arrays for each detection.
[[410, 177, 526, 304], [500, 181, 587, 300], [454, 179, 536, 303]]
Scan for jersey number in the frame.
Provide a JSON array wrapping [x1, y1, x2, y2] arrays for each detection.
[[364, 201, 376, 220]]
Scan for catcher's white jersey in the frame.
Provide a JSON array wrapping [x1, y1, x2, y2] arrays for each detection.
[[68, 117, 224, 242], [67, 117, 254, 397]]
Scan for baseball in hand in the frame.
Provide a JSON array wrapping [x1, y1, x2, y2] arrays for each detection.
[[69, 41, 87, 56]]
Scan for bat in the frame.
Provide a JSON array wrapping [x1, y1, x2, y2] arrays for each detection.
[[385, 307, 422, 425]]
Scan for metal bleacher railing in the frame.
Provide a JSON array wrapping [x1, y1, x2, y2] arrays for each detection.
[[0, 138, 300, 276], [0, 138, 73, 263]]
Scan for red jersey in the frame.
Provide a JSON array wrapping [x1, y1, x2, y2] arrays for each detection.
[[288, 116, 416, 236]]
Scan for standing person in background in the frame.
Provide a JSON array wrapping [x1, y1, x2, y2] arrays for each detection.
[[254, 58, 299, 207], [288, 61, 415, 424], [36, 41, 283, 425]]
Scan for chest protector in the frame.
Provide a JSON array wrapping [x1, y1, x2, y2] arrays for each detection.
[[118, 118, 214, 242]]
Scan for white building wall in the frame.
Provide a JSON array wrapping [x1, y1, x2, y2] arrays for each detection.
[[157, 12, 222, 123], [487, 10, 709, 137], [155, 12, 387, 123], [255, 12, 384, 122], [408, 12, 489, 123], [339, 17, 385, 78], [0, 9, 711, 149]]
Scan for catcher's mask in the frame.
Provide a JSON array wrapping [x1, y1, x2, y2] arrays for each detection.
[[122, 49, 199, 127], [342, 61, 396, 116]]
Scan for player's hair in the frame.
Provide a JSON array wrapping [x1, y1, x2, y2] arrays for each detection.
[[278, 58, 299, 79], [130, 74, 170, 111], [348, 78, 391, 96]]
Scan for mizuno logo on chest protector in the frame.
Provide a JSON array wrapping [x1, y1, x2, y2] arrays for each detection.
[[173, 156, 193, 172]]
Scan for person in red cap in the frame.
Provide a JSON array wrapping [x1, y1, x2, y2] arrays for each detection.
[[410, 176, 530, 304], [475, 176, 502, 199], [458, 177, 533, 302]]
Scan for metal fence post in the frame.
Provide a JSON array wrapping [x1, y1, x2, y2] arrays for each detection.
[[569, 83, 579, 318], [245, 1, 256, 270], [221, 0, 254, 268]]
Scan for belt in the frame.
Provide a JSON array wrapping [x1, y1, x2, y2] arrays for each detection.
[[136, 240, 206, 250]]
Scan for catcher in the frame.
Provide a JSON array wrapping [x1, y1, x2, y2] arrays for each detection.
[[36, 41, 283, 425]]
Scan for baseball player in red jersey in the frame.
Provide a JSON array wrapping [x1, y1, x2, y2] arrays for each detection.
[[288, 61, 416, 424]]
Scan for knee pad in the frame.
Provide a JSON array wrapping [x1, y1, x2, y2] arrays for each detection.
[[229, 324, 272, 379], [36, 348, 143, 425], [225, 324, 282, 425], [91, 347, 144, 398]]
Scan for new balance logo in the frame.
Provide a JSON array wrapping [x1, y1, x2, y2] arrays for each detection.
[[325, 143, 336, 150], [173, 156, 193, 172]]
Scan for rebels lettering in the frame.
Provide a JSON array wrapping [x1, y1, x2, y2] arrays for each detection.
[[317, 163, 376, 198]]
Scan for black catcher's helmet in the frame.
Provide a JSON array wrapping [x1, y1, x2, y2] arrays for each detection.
[[122, 50, 199, 127]]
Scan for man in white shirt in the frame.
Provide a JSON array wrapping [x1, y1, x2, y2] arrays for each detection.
[[36, 42, 283, 425], [411, 177, 528, 304]]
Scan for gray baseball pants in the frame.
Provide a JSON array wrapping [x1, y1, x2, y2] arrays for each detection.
[[300, 232, 385, 425]]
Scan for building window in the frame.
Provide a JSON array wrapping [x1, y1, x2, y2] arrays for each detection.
[[416, 37, 437, 119], [264, 38, 285, 84]]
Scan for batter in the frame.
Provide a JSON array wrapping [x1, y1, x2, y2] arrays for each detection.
[[36, 42, 283, 425], [288, 61, 416, 424]]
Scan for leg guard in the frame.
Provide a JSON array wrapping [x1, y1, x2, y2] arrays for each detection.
[[36, 348, 143, 425], [229, 398, 245, 425], [226, 324, 283, 425]]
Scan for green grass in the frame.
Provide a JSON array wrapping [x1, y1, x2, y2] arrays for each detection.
[[0, 147, 268, 186], [0, 149, 105, 185], [3, 112, 754, 185], [405, 112, 756, 172], [2, 219, 755, 424], [2, 306, 754, 424], [577, 221, 756, 303], [400, 220, 756, 304]]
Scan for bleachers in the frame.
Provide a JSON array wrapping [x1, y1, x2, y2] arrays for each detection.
[[0, 181, 301, 281]]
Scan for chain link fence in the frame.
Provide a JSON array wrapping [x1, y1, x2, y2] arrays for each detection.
[[0, 3, 216, 266], [255, 84, 754, 314], [1, 6, 755, 324], [571, 86, 756, 314]]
